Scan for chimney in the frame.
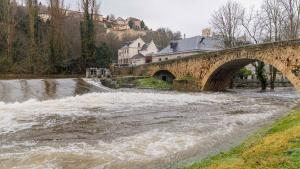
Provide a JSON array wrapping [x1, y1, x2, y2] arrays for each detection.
[[200, 37, 205, 44]]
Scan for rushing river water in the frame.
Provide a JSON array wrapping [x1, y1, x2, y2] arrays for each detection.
[[0, 78, 299, 169]]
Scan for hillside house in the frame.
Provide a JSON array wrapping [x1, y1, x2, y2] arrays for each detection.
[[118, 38, 158, 66], [39, 14, 51, 22], [37, 4, 143, 32], [128, 17, 142, 30], [113, 17, 130, 31], [116, 17, 126, 25]]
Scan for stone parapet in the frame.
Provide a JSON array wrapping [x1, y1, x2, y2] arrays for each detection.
[[113, 39, 300, 91]]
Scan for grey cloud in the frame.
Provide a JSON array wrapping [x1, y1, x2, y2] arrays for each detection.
[[41, 0, 263, 37]]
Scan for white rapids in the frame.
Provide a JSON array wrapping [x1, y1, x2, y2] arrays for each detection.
[[0, 79, 299, 169]]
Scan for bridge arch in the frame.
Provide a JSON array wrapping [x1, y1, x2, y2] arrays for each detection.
[[201, 56, 300, 91], [153, 70, 176, 83], [128, 40, 300, 92]]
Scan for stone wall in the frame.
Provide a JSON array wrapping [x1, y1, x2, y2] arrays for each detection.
[[173, 80, 200, 92], [152, 51, 199, 63], [234, 79, 292, 88], [110, 66, 134, 76]]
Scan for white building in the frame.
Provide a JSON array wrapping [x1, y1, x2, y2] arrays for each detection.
[[39, 14, 51, 22], [118, 37, 158, 66], [116, 17, 126, 25]]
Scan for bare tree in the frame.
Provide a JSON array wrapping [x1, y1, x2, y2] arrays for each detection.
[[242, 8, 266, 44], [279, 0, 300, 39], [27, 0, 39, 73], [262, 0, 285, 90], [108, 14, 115, 21], [262, 0, 284, 41], [242, 8, 269, 91], [211, 1, 245, 48], [0, 0, 18, 64]]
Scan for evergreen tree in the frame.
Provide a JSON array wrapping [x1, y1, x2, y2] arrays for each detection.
[[255, 61, 267, 91], [141, 20, 145, 29], [95, 43, 113, 68], [80, 0, 96, 70], [48, 0, 67, 73], [128, 20, 134, 29]]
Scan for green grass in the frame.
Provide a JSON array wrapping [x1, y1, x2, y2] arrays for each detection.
[[183, 109, 300, 169], [135, 77, 172, 90], [177, 75, 196, 81]]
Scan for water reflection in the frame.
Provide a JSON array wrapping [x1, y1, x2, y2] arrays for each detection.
[[0, 78, 104, 103], [44, 79, 57, 99]]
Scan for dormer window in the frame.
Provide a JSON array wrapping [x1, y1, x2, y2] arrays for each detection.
[[169, 41, 178, 52], [138, 43, 141, 48]]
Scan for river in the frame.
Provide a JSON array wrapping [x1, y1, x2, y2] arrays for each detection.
[[0, 78, 299, 169]]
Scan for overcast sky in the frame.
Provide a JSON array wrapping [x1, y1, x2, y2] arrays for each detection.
[[41, 0, 264, 37]]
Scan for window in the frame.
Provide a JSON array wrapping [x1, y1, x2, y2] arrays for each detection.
[[138, 43, 141, 48], [162, 76, 167, 81], [165, 58, 168, 61], [159, 58, 162, 62]]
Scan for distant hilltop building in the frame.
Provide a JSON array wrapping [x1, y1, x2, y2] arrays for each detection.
[[128, 17, 142, 30], [151, 35, 225, 63], [37, 3, 146, 32], [118, 37, 158, 66]]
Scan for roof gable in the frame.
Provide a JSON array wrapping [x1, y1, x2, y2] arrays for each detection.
[[158, 36, 224, 55], [120, 37, 145, 49]]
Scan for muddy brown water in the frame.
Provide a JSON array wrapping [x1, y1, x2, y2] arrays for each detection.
[[0, 79, 299, 169]]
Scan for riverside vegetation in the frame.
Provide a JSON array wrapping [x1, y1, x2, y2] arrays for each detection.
[[184, 109, 300, 169], [0, 0, 181, 75], [106, 76, 172, 90], [135, 77, 173, 90]]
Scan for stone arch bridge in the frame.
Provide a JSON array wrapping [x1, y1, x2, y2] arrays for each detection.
[[117, 40, 300, 91]]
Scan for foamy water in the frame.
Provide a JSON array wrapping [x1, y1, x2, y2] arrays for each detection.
[[0, 79, 299, 169]]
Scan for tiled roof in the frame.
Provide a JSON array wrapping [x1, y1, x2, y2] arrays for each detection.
[[141, 44, 149, 50], [121, 41, 134, 49], [157, 36, 224, 55]]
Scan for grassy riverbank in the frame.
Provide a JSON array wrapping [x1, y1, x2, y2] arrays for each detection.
[[184, 109, 300, 169], [135, 77, 172, 90]]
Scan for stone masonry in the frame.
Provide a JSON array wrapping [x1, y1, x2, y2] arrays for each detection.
[[116, 40, 300, 91]]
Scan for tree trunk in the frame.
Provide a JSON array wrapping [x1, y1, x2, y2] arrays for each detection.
[[269, 65, 277, 90], [255, 61, 267, 91]]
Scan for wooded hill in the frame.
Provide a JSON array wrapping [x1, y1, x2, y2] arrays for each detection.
[[0, 0, 181, 75]]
